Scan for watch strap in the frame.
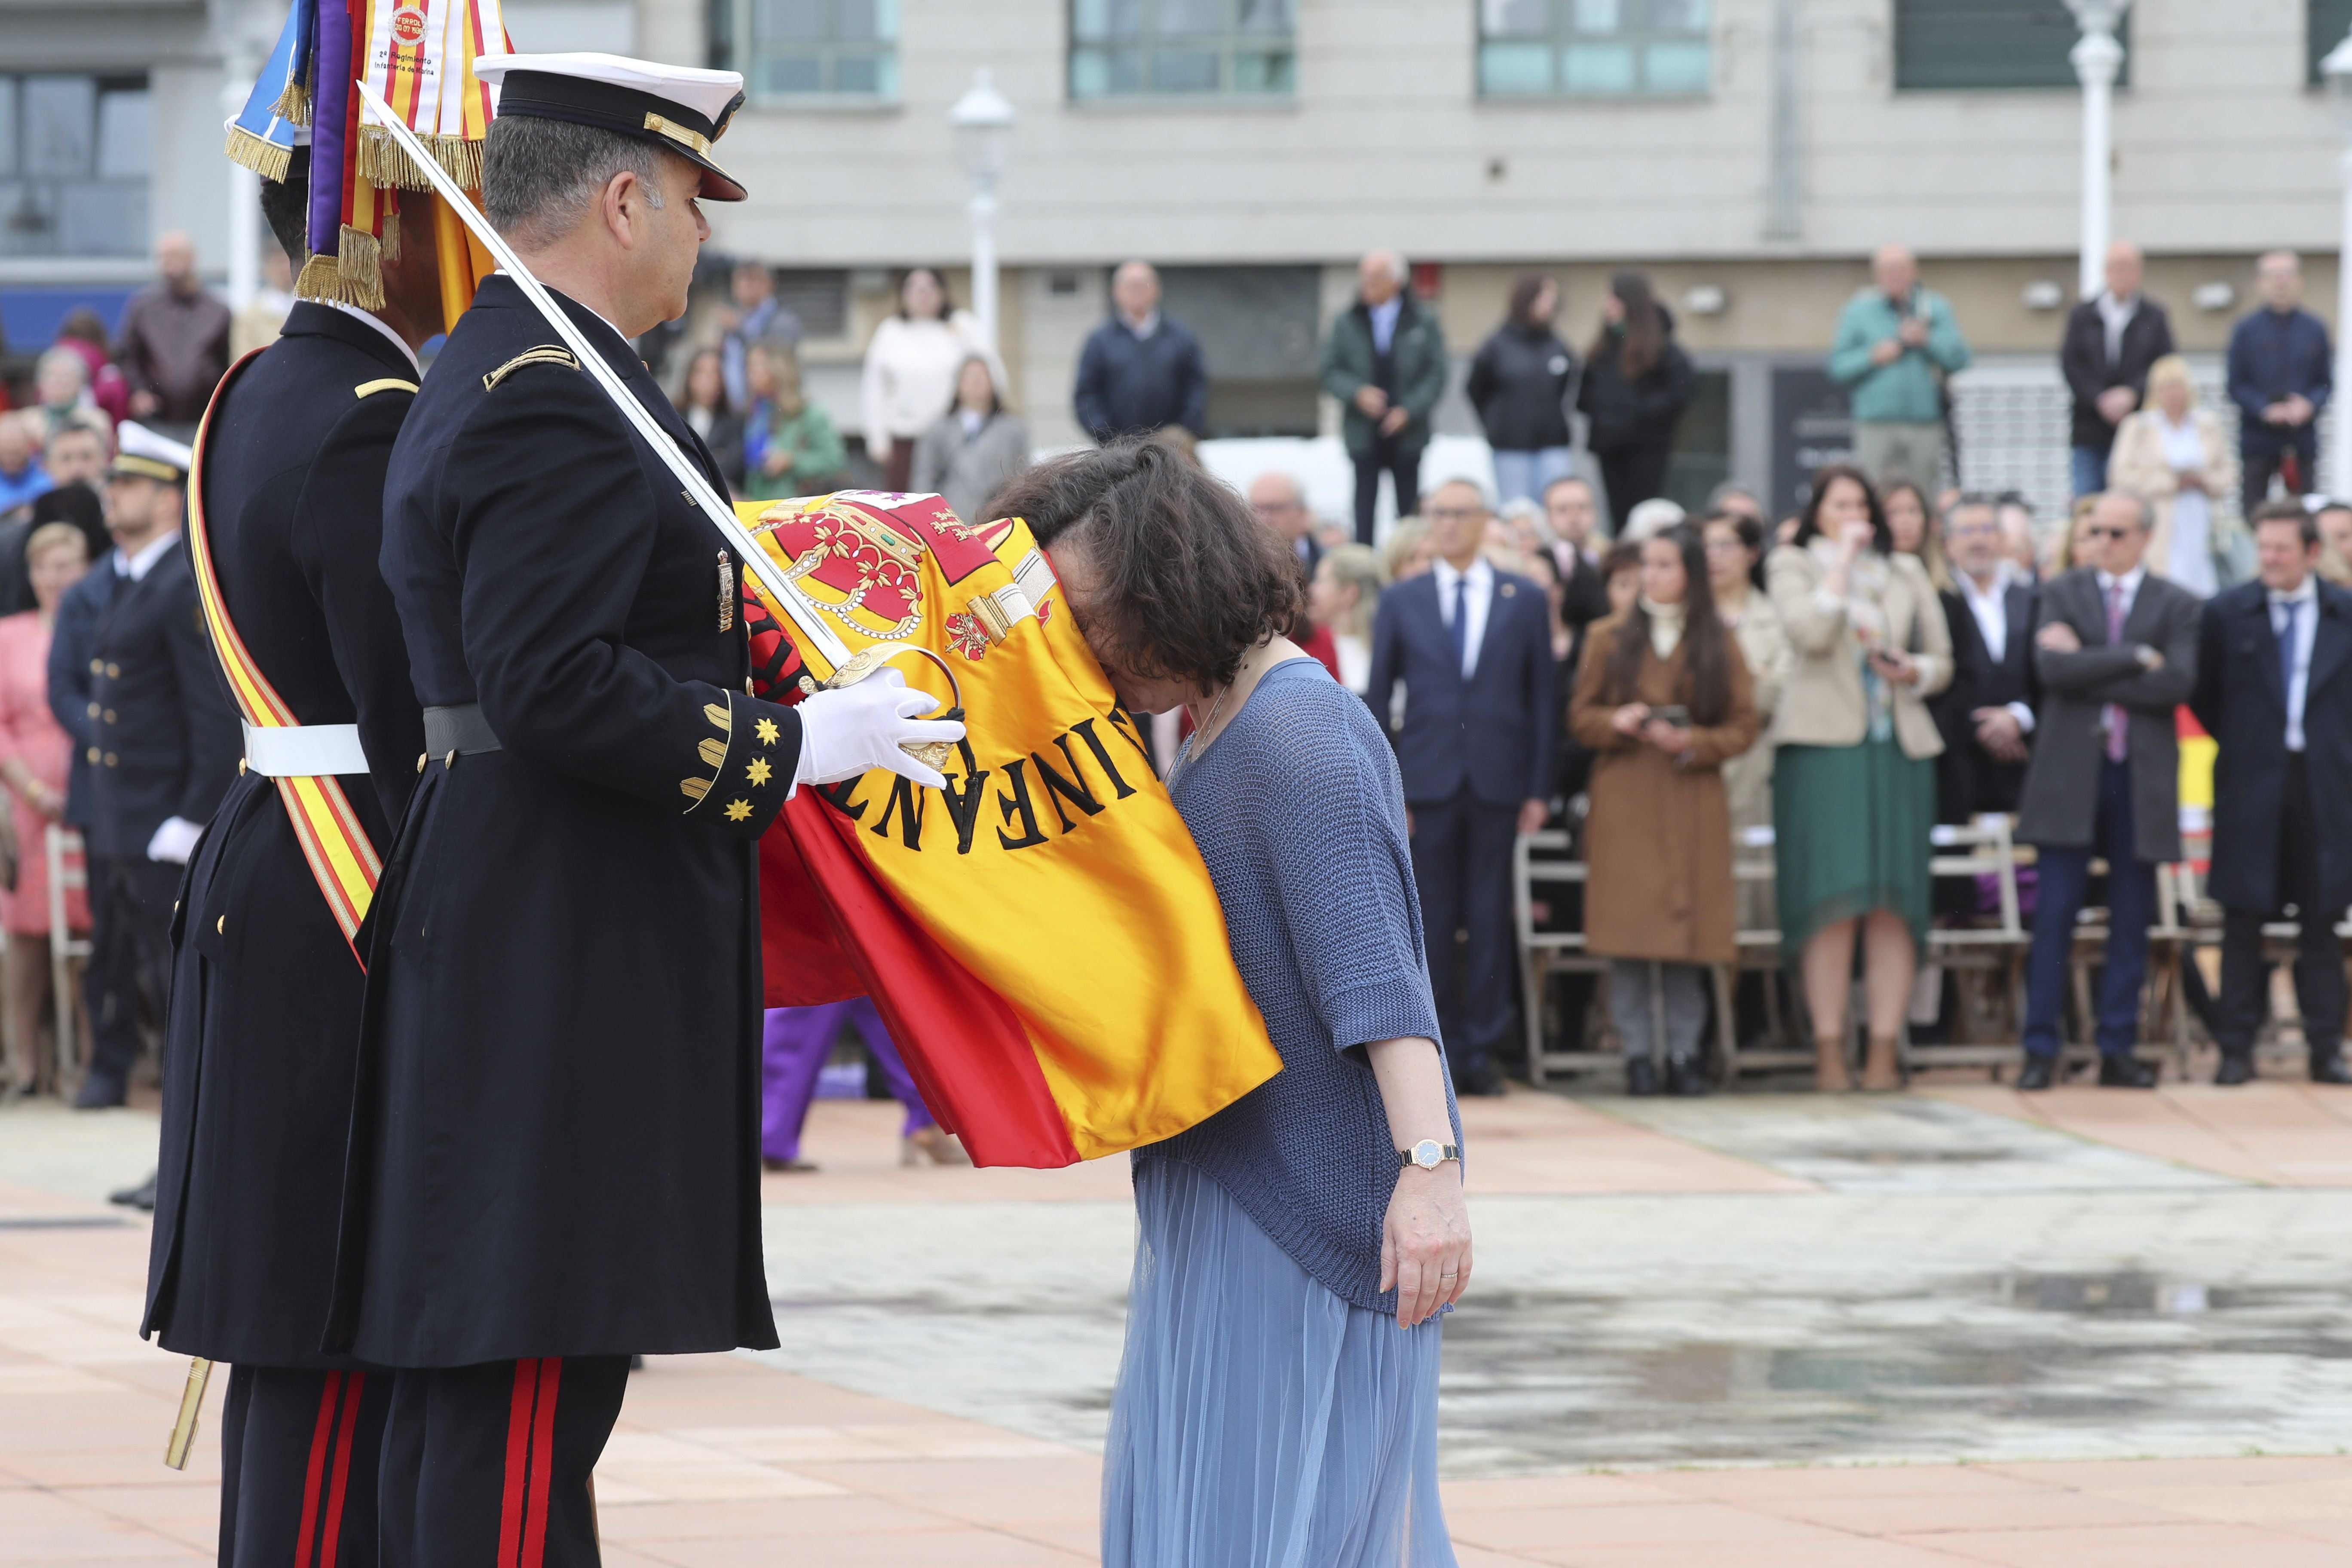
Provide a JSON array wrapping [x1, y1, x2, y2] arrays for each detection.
[[1398, 1142, 1462, 1169]]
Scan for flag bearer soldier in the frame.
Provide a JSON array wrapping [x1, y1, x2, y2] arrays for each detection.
[[326, 54, 960, 1564], [135, 137, 447, 1565], [46, 422, 239, 1115]]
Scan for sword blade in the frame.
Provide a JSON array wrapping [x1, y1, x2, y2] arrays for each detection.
[[163, 1356, 212, 1470], [349, 80, 852, 668]]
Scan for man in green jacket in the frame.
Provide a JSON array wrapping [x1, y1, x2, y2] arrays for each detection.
[[1320, 250, 1449, 545], [1828, 244, 1972, 490]]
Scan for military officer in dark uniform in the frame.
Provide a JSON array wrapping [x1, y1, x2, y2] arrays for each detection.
[[327, 53, 959, 1565], [46, 421, 239, 1112], [136, 141, 444, 1568]]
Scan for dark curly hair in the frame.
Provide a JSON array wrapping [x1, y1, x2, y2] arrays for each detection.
[[988, 436, 1302, 691], [1792, 462, 1891, 554]]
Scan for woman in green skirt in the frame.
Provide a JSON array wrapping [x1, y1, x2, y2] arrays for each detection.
[[1764, 465, 1951, 1090]]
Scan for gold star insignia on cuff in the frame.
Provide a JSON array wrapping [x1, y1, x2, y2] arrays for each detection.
[[725, 799, 753, 822], [755, 717, 780, 745], [747, 757, 773, 785]]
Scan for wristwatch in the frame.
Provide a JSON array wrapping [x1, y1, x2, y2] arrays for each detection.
[[1397, 1139, 1461, 1172]]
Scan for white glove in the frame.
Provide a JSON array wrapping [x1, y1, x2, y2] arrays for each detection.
[[792, 668, 963, 791], [146, 815, 202, 865]]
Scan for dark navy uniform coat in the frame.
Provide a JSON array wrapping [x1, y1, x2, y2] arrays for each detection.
[[141, 303, 427, 1368], [327, 277, 803, 1366], [46, 538, 240, 859]]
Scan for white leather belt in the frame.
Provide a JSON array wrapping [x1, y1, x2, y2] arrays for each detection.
[[242, 721, 369, 778]]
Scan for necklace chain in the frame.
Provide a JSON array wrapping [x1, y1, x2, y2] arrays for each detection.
[[1165, 667, 1239, 794]]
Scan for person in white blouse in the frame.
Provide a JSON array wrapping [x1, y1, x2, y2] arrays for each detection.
[[2108, 354, 2243, 596], [860, 268, 998, 493]]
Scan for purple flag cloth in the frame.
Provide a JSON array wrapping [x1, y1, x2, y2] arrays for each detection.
[[307, 0, 351, 256]]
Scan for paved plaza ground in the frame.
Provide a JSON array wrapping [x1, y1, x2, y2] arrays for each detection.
[[3, 1075, 2350, 1565]]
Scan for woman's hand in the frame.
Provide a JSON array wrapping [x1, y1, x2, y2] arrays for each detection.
[[1642, 719, 1693, 753], [2176, 467, 2206, 494], [763, 448, 797, 477], [1610, 701, 1652, 737], [1381, 1165, 1471, 1329], [1835, 518, 1875, 564], [1870, 647, 1919, 686]]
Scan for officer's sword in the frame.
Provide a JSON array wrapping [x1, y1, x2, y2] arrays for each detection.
[[351, 80, 852, 669]]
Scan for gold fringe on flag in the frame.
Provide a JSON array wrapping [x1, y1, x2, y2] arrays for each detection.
[[357, 126, 483, 193], [293, 226, 386, 311], [380, 207, 399, 264], [272, 76, 311, 128], [223, 123, 293, 183]]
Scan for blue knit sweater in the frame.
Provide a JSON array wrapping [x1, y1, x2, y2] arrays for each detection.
[[1142, 657, 1460, 1313]]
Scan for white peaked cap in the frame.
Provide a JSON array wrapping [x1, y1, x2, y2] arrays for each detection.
[[471, 53, 750, 199], [112, 421, 194, 483]]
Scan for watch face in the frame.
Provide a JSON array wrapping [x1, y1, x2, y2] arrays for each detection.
[[1412, 1138, 1444, 1169]]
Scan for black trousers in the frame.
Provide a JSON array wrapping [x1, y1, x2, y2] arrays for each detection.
[[1351, 438, 1422, 546], [1598, 444, 1674, 534], [2242, 441, 2315, 518], [1410, 790, 1518, 1080], [219, 1364, 391, 1568], [380, 1357, 630, 1568], [84, 854, 180, 1085], [2217, 754, 2346, 1063]]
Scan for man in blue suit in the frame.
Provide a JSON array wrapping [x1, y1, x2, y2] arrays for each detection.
[[1367, 478, 1556, 1095], [2192, 500, 2352, 1086]]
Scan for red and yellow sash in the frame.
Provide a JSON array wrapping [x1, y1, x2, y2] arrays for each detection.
[[186, 351, 385, 962]]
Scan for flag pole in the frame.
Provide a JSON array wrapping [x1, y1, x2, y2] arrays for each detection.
[[351, 79, 851, 668]]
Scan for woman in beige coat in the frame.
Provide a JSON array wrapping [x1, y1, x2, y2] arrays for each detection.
[[2107, 353, 2242, 597], [1766, 465, 1951, 1091], [1705, 512, 1791, 935], [1572, 526, 1760, 1096]]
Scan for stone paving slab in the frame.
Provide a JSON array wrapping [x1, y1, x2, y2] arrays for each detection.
[[1923, 1082, 2352, 1188]]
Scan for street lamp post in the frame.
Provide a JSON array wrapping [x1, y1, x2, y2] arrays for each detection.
[[2064, 1, 2128, 301], [948, 69, 1014, 352], [221, 73, 260, 312], [2321, 32, 2352, 495]]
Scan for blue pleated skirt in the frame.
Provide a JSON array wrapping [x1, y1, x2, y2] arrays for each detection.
[[1101, 1159, 1456, 1568]]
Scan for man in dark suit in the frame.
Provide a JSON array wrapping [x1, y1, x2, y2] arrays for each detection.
[[2061, 240, 2174, 499], [1932, 494, 2039, 818], [134, 145, 436, 1568], [46, 422, 239, 1111], [2227, 251, 2333, 515], [333, 58, 957, 1562], [2192, 500, 2352, 1086], [2013, 491, 2200, 1089], [1367, 478, 1556, 1095], [1072, 260, 1210, 444]]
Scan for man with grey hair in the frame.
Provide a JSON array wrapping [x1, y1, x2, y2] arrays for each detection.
[[1828, 243, 1971, 490], [2227, 249, 2334, 517], [117, 230, 231, 427], [1320, 249, 1449, 545], [2012, 489, 2199, 1090], [1072, 259, 1209, 444], [343, 52, 960, 1559]]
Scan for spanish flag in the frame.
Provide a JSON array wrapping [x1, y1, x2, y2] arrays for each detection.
[[745, 492, 1280, 1168]]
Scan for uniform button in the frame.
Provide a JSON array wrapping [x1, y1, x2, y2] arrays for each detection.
[[237, 759, 248, 776], [102, 709, 115, 723], [86, 702, 98, 718], [103, 753, 117, 767], [105, 663, 119, 677], [88, 658, 102, 674], [216, 916, 224, 935], [85, 747, 99, 764]]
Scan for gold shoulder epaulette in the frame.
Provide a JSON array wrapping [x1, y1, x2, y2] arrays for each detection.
[[483, 346, 580, 392], [354, 377, 419, 398]]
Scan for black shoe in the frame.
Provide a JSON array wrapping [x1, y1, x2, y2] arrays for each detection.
[[2015, 1054, 2056, 1091], [2098, 1054, 2160, 1088], [2312, 1053, 2352, 1086], [73, 1073, 125, 1110], [1624, 1057, 1659, 1096], [1664, 1054, 1709, 1097], [1457, 1059, 1508, 1098], [108, 1172, 156, 1211], [2214, 1052, 2255, 1087]]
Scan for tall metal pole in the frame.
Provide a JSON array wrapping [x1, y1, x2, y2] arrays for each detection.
[[970, 184, 998, 352], [2067, 3, 2127, 301], [221, 73, 259, 311]]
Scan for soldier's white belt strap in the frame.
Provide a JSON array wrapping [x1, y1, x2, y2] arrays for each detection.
[[242, 721, 369, 778]]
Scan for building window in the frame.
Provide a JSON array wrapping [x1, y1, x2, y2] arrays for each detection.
[[2312, 0, 2352, 85], [1893, 0, 2128, 91], [0, 74, 149, 257], [713, 0, 899, 102], [1478, 0, 1713, 98], [1069, 0, 1296, 100]]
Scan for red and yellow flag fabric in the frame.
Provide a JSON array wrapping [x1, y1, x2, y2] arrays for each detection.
[[744, 492, 1280, 1168]]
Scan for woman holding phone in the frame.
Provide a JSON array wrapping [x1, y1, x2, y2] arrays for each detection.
[[1764, 465, 1951, 1090], [1571, 525, 1759, 1095]]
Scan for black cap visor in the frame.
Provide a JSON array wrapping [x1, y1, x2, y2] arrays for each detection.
[[496, 70, 748, 201]]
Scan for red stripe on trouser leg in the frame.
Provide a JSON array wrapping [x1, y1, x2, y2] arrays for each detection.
[[519, 1357, 563, 1568], [496, 1360, 541, 1568], [316, 1371, 367, 1568], [293, 1370, 344, 1568]]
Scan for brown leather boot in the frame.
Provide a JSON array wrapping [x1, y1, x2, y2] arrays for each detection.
[[1862, 1033, 1902, 1092], [1815, 1029, 1853, 1092]]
